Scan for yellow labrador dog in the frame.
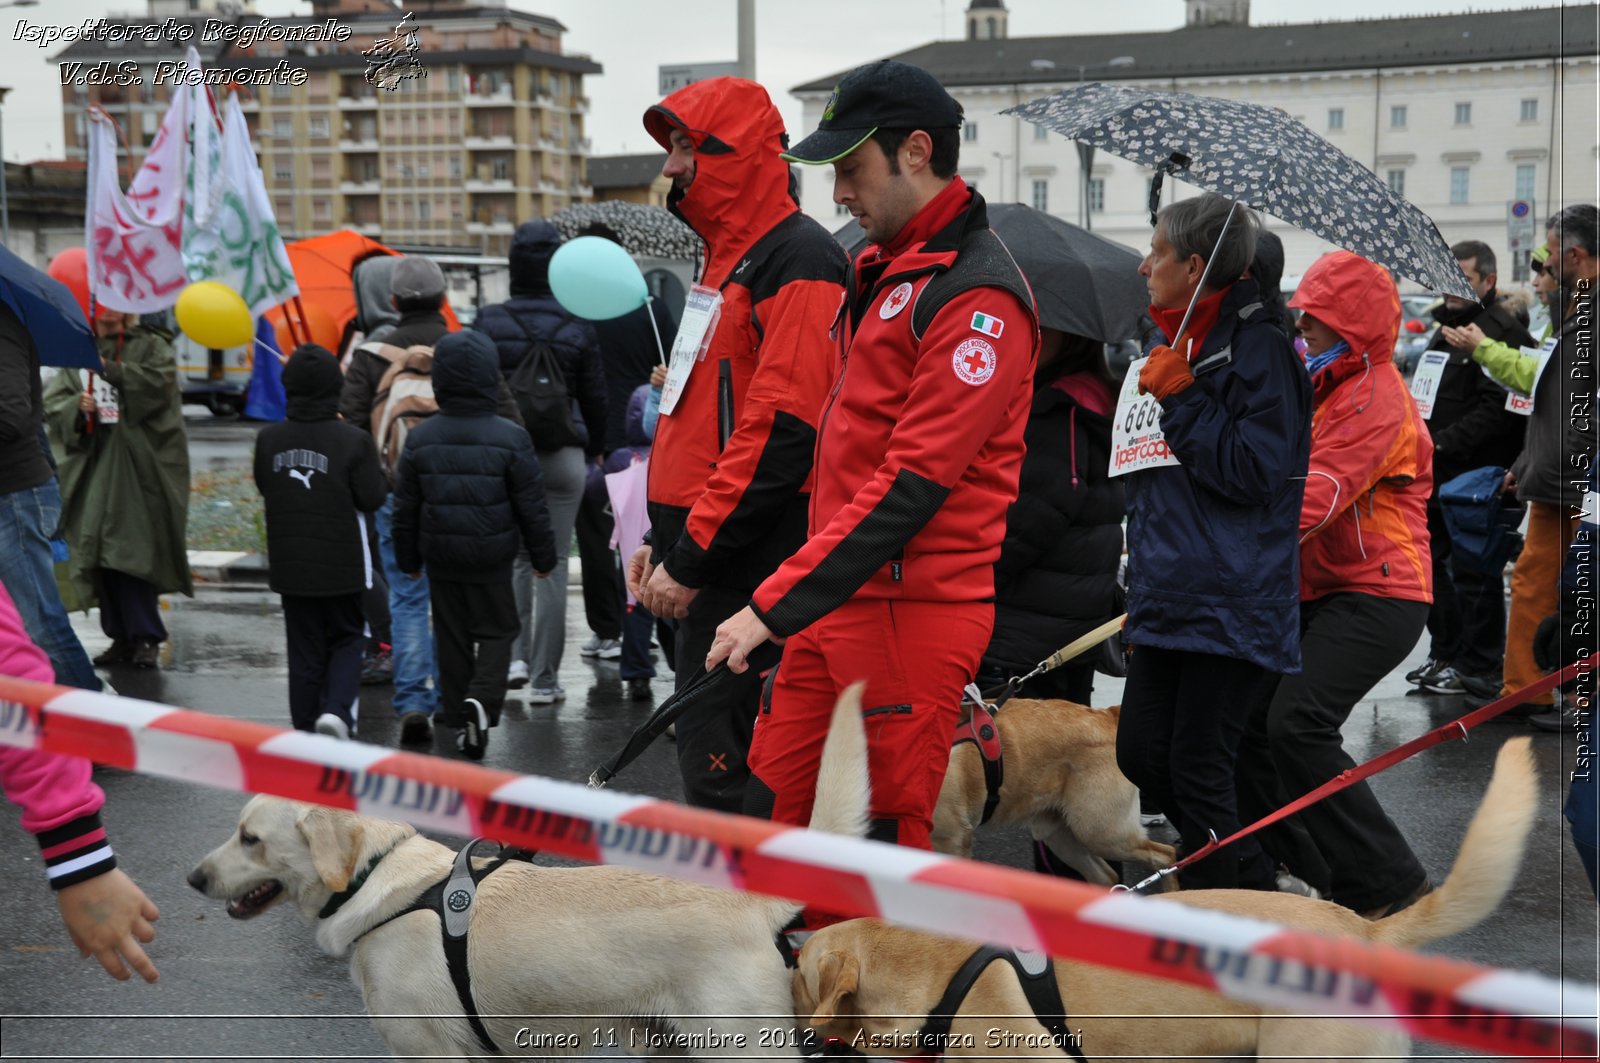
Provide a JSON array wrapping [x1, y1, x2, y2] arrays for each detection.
[[932, 698, 1175, 884], [798, 737, 1537, 1063], [190, 685, 870, 1062]]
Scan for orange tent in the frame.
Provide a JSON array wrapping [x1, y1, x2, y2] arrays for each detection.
[[265, 230, 461, 355]]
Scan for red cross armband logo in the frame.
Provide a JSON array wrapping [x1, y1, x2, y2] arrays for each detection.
[[952, 337, 998, 386]]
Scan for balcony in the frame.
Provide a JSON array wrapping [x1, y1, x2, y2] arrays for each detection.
[[238, 96, 259, 112], [571, 95, 591, 113], [466, 218, 515, 235], [464, 177, 515, 192], [338, 94, 378, 110], [339, 180, 381, 194], [464, 134, 515, 149], [343, 218, 382, 236], [570, 183, 593, 198], [466, 85, 514, 107], [573, 137, 591, 154], [340, 137, 380, 151]]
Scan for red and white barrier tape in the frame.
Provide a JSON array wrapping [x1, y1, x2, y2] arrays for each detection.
[[1, 675, 1593, 1059]]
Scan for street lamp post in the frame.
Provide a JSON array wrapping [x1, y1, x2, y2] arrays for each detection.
[[1076, 55, 1134, 230], [0, 1, 39, 247]]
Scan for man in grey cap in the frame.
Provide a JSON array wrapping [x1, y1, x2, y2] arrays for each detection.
[[338, 255, 456, 745]]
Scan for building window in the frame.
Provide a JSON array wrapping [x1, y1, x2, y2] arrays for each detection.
[[1515, 163, 1536, 201], [1454, 102, 1471, 126], [1450, 166, 1470, 204], [1088, 178, 1105, 213], [1389, 104, 1406, 128], [314, 199, 330, 221], [308, 117, 329, 139], [448, 68, 461, 93], [1520, 98, 1538, 122], [273, 118, 291, 139], [1033, 123, 1048, 142], [1031, 179, 1048, 212], [273, 157, 291, 182], [448, 156, 462, 179], [1327, 108, 1344, 131], [1386, 169, 1405, 196], [418, 161, 431, 178], [419, 201, 431, 223], [963, 122, 977, 143], [271, 80, 292, 98]]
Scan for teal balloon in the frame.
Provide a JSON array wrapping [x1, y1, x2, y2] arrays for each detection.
[[549, 236, 647, 321]]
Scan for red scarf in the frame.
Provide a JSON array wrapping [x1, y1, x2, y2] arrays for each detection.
[[1148, 285, 1230, 360]]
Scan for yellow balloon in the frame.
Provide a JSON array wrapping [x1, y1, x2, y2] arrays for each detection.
[[175, 281, 253, 349]]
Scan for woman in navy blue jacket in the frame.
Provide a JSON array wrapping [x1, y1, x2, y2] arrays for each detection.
[[1116, 194, 1313, 891]]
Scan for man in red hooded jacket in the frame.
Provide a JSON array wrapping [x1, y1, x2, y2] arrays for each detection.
[[706, 61, 1038, 854], [627, 78, 847, 813]]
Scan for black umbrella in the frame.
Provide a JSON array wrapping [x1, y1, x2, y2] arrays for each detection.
[[588, 640, 784, 789], [1003, 83, 1475, 300], [833, 204, 1146, 343]]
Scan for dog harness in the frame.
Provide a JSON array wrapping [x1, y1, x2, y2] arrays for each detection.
[[950, 684, 1004, 825], [349, 839, 534, 1057], [915, 944, 1085, 1061]]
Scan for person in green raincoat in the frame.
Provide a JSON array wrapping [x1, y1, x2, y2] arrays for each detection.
[[42, 311, 191, 669]]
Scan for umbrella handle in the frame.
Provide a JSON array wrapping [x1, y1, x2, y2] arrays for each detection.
[[1170, 200, 1240, 356], [83, 371, 96, 436]]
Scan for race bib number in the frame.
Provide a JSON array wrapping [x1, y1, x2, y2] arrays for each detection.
[[1409, 350, 1448, 420], [658, 285, 723, 418], [1109, 357, 1181, 477], [92, 374, 120, 425]]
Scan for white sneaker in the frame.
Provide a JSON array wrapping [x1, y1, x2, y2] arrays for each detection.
[[579, 636, 605, 658], [593, 638, 622, 660], [506, 660, 529, 689], [527, 685, 566, 705], [456, 698, 489, 760], [314, 713, 350, 741]]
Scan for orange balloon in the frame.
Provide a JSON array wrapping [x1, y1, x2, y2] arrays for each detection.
[[265, 301, 340, 357], [46, 248, 91, 324]]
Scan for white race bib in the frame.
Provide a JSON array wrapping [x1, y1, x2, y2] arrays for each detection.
[[91, 374, 120, 425], [657, 285, 724, 418], [1502, 337, 1559, 416], [1409, 350, 1449, 420], [1109, 357, 1181, 477]]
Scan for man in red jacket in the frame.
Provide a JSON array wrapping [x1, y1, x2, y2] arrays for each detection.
[[707, 61, 1039, 853], [627, 78, 847, 812]]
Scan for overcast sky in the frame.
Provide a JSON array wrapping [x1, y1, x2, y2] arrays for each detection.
[[0, 0, 1575, 162]]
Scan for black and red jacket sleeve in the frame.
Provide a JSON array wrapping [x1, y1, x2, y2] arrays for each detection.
[[659, 240, 846, 589], [750, 287, 1035, 637]]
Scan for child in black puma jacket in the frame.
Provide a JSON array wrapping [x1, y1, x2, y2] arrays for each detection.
[[254, 345, 388, 738]]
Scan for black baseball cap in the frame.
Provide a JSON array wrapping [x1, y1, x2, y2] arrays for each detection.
[[783, 60, 963, 165]]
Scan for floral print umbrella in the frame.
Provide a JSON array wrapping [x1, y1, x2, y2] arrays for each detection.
[[1004, 83, 1475, 299], [550, 200, 702, 264]]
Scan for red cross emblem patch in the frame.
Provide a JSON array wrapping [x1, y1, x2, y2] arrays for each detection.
[[952, 337, 998, 386], [879, 281, 915, 320]]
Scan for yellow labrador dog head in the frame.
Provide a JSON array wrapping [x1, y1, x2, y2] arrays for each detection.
[[187, 795, 412, 921]]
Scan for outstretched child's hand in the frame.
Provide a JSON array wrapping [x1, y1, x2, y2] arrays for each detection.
[[55, 869, 160, 983]]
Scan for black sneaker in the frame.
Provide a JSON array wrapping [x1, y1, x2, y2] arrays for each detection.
[[628, 677, 654, 701], [456, 698, 489, 760], [1405, 656, 1449, 686], [1529, 704, 1578, 732], [398, 711, 433, 745], [92, 639, 134, 666], [1457, 673, 1502, 700]]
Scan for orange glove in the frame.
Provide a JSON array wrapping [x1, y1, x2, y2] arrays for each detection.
[[1138, 344, 1195, 401]]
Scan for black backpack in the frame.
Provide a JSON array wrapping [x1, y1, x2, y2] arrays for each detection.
[[504, 313, 580, 451]]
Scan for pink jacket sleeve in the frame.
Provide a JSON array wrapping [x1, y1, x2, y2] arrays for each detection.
[[0, 582, 116, 889]]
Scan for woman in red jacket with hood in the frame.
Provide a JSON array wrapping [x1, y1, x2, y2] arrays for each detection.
[[1236, 250, 1435, 919]]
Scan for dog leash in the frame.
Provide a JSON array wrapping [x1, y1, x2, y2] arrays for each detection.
[[990, 614, 1128, 711], [1120, 660, 1583, 893]]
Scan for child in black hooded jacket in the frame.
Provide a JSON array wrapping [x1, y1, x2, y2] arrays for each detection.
[[254, 345, 388, 739]]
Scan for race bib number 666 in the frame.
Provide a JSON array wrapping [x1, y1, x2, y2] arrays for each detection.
[[1109, 356, 1181, 477]]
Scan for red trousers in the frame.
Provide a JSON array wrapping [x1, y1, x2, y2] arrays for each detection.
[[745, 598, 991, 850]]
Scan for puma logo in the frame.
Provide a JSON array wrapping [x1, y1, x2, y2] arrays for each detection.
[[289, 469, 315, 489]]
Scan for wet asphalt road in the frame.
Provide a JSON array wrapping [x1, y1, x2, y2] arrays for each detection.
[[0, 417, 1594, 1061]]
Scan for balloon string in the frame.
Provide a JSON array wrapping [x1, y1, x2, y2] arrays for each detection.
[[644, 295, 666, 365]]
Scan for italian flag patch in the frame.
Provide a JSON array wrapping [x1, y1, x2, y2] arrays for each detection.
[[970, 312, 1004, 338]]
